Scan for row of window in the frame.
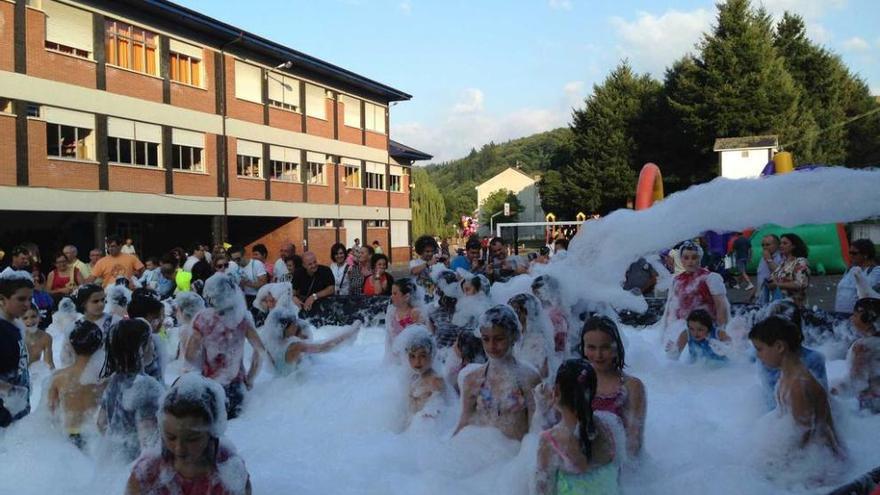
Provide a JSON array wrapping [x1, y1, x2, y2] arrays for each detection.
[[36, 0, 387, 133], [306, 219, 390, 228]]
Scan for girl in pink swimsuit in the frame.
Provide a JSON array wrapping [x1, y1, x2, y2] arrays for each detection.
[[579, 315, 646, 458], [126, 373, 252, 495], [385, 278, 424, 362]]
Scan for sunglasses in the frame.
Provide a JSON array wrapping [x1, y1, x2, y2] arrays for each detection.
[[215, 262, 229, 269]]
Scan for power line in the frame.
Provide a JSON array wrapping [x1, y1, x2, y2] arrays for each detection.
[[780, 105, 880, 150]]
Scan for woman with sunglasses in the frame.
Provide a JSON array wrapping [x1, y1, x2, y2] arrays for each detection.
[[328, 243, 351, 296], [834, 239, 880, 316]]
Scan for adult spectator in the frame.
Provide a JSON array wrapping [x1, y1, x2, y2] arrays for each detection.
[[553, 238, 569, 258], [231, 245, 267, 309], [8, 245, 30, 271], [45, 251, 84, 303], [410, 235, 439, 295], [768, 233, 810, 308], [328, 243, 351, 296], [372, 240, 384, 255], [292, 252, 335, 311], [120, 238, 137, 255], [156, 256, 178, 299], [756, 234, 783, 305], [182, 244, 204, 272], [623, 257, 658, 296], [352, 238, 361, 251], [62, 245, 90, 280], [347, 245, 374, 296], [363, 254, 393, 296], [182, 243, 212, 286], [731, 233, 754, 291], [451, 237, 484, 273], [88, 236, 144, 287], [87, 249, 102, 275], [487, 237, 527, 284], [273, 242, 296, 282], [251, 243, 271, 279], [835, 239, 880, 315], [662, 240, 729, 337]]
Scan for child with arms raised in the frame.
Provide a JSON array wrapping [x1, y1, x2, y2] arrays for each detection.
[[535, 359, 619, 495], [262, 307, 360, 377], [47, 320, 104, 449], [126, 373, 252, 495], [749, 317, 845, 459]]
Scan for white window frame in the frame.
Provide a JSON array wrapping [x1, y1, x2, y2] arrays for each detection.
[[307, 218, 335, 228], [268, 73, 300, 112], [46, 123, 94, 160], [389, 174, 402, 192], [234, 60, 263, 104], [43, 0, 94, 59], [172, 144, 203, 172], [340, 94, 361, 128], [365, 102, 386, 134], [305, 83, 327, 120]]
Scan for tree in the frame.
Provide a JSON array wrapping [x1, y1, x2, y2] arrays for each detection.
[[665, 0, 816, 183], [411, 167, 448, 238], [479, 189, 522, 228], [563, 61, 662, 212]]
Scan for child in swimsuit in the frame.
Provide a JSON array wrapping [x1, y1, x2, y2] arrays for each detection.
[[47, 319, 105, 449], [579, 316, 646, 458], [454, 305, 541, 441], [23, 303, 54, 369], [126, 373, 252, 495], [386, 278, 423, 362], [535, 359, 619, 495], [262, 307, 360, 377], [531, 275, 571, 354], [400, 326, 445, 424], [446, 331, 486, 395], [832, 298, 880, 413], [666, 309, 731, 364], [509, 293, 556, 379]]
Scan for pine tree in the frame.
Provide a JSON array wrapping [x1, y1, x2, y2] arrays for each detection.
[[665, 0, 816, 182]]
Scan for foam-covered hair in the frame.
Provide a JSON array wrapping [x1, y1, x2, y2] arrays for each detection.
[[531, 275, 561, 305], [478, 305, 522, 342], [253, 282, 293, 311], [174, 291, 206, 322], [163, 372, 228, 438], [105, 284, 131, 310], [69, 319, 103, 356], [398, 324, 435, 357], [435, 269, 462, 299], [265, 306, 303, 338], [462, 273, 491, 296], [0, 267, 33, 282], [508, 293, 542, 318], [678, 240, 704, 260]]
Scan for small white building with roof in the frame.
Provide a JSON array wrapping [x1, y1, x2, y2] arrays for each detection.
[[713, 135, 779, 179], [475, 166, 545, 237]]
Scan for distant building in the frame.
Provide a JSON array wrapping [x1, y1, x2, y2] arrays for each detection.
[[713, 135, 779, 179], [474, 167, 545, 238]]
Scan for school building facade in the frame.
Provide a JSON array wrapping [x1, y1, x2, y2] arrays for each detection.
[[0, 0, 431, 264]]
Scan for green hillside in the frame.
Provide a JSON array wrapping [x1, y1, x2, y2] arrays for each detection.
[[424, 127, 573, 224]]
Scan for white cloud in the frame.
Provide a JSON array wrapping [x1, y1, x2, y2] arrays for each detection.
[[842, 36, 871, 52], [451, 88, 485, 114], [399, 1, 411, 14], [610, 9, 713, 76], [805, 22, 831, 44], [548, 0, 572, 11], [393, 84, 579, 163]]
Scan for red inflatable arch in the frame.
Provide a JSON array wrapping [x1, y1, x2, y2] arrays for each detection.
[[635, 163, 664, 210]]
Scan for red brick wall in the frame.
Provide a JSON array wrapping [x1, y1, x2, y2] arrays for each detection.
[[306, 227, 337, 265], [173, 133, 217, 196], [337, 101, 361, 144], [307, 163, 334, 204], [270, 180, 303, 203], [390, 192, 409, 209], [268, 106, 302, 133], [108, 165, 165, 194], [169, 48, 216, 114], [391, 247, 411, 266], [0, 2, 14, 72], [306, 116, 331, 139], [243, 217, 304, 269], [0, 116, 16, 186], [26, 8, 96, 89], [365, 131, 387, 150], [366, 227, 389, 259], [225, 55, 263, 124], [28, 117, 99, 189], [227, 138, 264, 200], [106, 66, 163, 102], [365, 189, 388, 207], [338, 183, 362, 205]]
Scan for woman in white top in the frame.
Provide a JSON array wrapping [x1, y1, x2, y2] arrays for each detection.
[[329, 243, 351, 296]]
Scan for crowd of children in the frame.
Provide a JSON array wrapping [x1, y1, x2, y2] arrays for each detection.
[[1, 226, 879, 495]]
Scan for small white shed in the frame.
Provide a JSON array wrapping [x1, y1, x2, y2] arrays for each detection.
[[713, 135, 779, 179]]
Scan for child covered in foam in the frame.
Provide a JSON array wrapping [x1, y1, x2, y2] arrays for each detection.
[[531, 275, 571, 354], [126, 373, 252, 495], [397, 325, 446, 425], [23, 303, 54, 369], [261, 306, 360, 377], [832, 297, 880, 413], [385, 278, 425, 362], [509, 293, 558, 379], [451, 270, 492, 331], [665, 309, 732, 364]]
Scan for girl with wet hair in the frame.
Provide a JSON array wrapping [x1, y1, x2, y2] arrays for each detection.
[[446, 331, 487, 395], [531, 275, 571, 353], [126, 373, 252, 495], [262, 306, 360, 377], [454, 305, 541, 441], [832, 298, 880, 413], [385, 278, 425, 361], [98, 319, 164, 461], [174, 291, 205, 363], [579, 316, 646, 457], [535, 359, 618, 495], [398, 326, 445, 423], [509, 293, 557, 379]]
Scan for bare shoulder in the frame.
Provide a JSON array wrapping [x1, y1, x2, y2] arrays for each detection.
[[520, 362, 542, 387], [428, 374, 445, 392], [461, 364, 485, 389], [624, 375, 645, 396]]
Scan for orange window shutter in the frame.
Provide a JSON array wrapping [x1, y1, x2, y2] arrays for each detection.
[[146, 46, 156, 75], [192, 59, 201, 87]]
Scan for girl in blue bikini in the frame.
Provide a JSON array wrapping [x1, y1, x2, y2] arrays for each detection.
[[535, 359, 619, 495], [454, 305, 541, 441]]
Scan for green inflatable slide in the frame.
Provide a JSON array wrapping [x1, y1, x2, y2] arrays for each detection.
[[746, 223, 850, 275]]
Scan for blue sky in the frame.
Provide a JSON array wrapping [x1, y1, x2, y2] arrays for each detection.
[[176, 0, 880, 162]]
